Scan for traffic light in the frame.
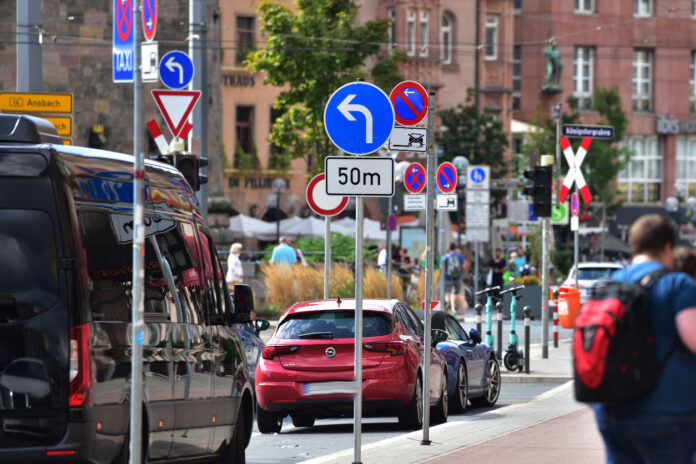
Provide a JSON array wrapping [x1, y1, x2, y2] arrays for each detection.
[[175, 155, 208, 191], [522, 166, 552, 217]]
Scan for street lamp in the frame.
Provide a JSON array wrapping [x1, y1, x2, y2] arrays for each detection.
[[452, 156, 470, 249], [272, 178, 287, 242]]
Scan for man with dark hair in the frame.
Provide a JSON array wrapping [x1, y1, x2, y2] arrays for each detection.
[[593, 214, 696, 463], [488, 248, 506, 288]]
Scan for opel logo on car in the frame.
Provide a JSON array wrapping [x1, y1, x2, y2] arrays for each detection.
[[325, 347, 336, 358]]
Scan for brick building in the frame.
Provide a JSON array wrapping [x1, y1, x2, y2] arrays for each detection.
[[222, 0, 516, 221], [0, 0, 225, 197], [515, 0, 696, 208]]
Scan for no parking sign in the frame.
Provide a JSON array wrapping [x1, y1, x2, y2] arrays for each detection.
[[389, 81, 428, 126]]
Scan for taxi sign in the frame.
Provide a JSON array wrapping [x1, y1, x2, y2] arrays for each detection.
[[0, 92, 73, 114]]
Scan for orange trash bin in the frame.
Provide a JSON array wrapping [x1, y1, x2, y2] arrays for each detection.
[[557, 286, 581, 329]]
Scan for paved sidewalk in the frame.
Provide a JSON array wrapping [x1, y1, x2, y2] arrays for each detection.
[[299, 338, 606, 464], [423, 407, 604, 464], [501, 338, 574, 384]]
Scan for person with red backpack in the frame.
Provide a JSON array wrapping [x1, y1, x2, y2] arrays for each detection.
[[586, 215, 696, 463]]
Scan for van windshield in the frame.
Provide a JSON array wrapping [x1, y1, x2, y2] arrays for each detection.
[[0, 209, 59, 322]]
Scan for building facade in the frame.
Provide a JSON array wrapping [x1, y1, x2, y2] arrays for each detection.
[[0, 0, 225, 197], [222, 0, 515, 221], [515, 0, 696, 205]]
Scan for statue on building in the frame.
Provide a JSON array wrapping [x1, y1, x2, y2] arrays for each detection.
[[542, 38, 563, 94]]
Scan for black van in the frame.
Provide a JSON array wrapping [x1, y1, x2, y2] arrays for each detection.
[[0, 115, 255, 463]]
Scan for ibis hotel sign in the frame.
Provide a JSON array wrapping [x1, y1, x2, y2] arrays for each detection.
[[656, 114, 696, 135]]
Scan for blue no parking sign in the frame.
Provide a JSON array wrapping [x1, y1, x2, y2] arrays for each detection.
[[324, 82, 394, 155]]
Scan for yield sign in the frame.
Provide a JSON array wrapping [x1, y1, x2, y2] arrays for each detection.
[[404, 162, 426, 194], [559, 136, 592, 204], [151, 90, 200, 138]]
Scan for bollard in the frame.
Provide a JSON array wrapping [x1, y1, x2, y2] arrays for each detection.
[[496, 300, 503, 360], [552, 292, 559, 348], [523, 306, 531, 374], [475, 303, 483, 335]]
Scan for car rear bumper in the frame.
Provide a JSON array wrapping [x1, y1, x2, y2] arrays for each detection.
[[256, 358, 417, 414]]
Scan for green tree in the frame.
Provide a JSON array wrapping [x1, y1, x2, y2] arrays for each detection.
[[246, 0, 406, 174], [436, 90, 509, 180]]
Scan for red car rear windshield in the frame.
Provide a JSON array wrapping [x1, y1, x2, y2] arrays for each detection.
[[276, 310, 391, 340]]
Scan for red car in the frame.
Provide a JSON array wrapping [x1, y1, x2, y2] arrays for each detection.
[[255, 298, 449, 432]]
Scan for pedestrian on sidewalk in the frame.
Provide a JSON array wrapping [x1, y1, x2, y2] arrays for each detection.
[[592, 215, 696, 463], [443, 242, 465, 315], [226, 243, 244, 290], [673, 245, 696, 279], [270, 236, 297, 266], [488, 248, 506, 289]]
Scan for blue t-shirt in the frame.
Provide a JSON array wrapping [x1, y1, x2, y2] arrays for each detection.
[[603, 261, 696, 412], [270, 243, 297, 265]]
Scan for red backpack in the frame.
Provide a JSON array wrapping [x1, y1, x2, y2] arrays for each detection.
[[573, 268, 679, 404]]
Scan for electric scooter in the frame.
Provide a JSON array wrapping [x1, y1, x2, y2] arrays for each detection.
[[499, 285, 526, 372], [475, 286, 501, 348]]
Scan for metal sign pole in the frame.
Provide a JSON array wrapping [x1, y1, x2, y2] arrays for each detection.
[[422, 92, 435, 445], [574, 187, 579, 288], [386, 195, 392, 299], [474, 242, 479, 298], [324, 216, 331, 299], [541, 217, 549, 359], [353, 197, 364, 464], [129, 5, 144, 464], [554, 103, 561, 208]]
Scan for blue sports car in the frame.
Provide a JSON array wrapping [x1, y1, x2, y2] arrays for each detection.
[[414, 310, 500, 411]]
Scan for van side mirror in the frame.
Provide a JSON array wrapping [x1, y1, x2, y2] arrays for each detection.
[[233, 284, 254, 322]]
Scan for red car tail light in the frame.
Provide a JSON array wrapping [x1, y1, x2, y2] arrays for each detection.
[[69, 324, 92, 407], [363, 341, 405, 356], [262, 345, 300, 360]]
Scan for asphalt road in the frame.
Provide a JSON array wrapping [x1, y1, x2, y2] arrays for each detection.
[[246, 383, 563, 464]]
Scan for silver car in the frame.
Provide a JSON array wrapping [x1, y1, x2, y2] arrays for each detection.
[[563, 262, 625, 303]]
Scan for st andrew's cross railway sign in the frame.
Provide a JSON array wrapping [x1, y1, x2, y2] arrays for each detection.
[[559, 136, 592, 204], [389, 81, 428, 126], [324, 82, 394, 155]]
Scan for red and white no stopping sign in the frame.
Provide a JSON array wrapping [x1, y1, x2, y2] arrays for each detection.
[[306, 173, 348, 217]]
